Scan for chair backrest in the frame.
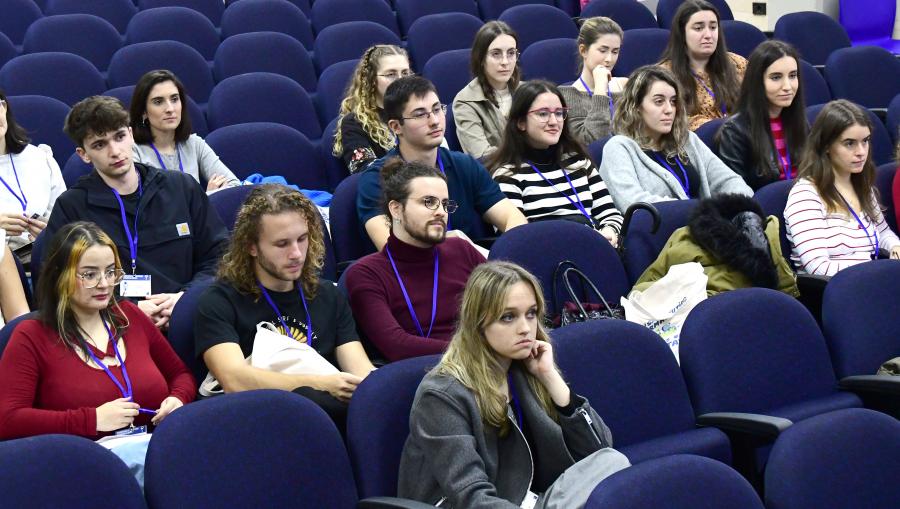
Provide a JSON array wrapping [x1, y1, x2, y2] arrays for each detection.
[[680, 288, 840, 415], [615, 28, 670, 77], [205, 122, 328, 190], [45, 0, 137, 34], [220, 0, 314, 50], [444, 103, 462, 151], [406, 13, 483, 71], [520, 37, 579, 84], [0, 0, 43, 46], [104, 84, 208, 137], [23, 14, 122, 71], [138, 0, 224, 26], [30, 229, 48, 289], [313, 21, 402, 72], [422, 49, 472, 103], [320, 116, 350, 191], [479, 0, 553, 20], [821, 260, 900, 378], [721, 19, 766, 58], [311, 0, 399, 36], [875, 163, 897, 232], [581, 0, 656, 31], [0, 434, 147, 508], [806, 103, 894, 166], [839, 0, 896, 43], [394, 0, 479, 35], [0, 32, 14, 70], [207, 72, 321, 139], [167, 278, 214, 383], [888, 93, 900, 144], [8, 94, 74, 169], [799, 59, 831, 107], [694, 117, 725, 154], [656, 0, 733, 29], [753, 179, 795, 267], [587, 135, 612, 166], [0, 53, 105, 106], [764, 407, 900, 509], [0, 312, 37, 357], [346, 355, 440, 498], [773, 11, 851, 67], [825, 46, 900, 110], [108, 41, 215, 102], [553, 320, 700, 447], [11, 255, 33, 309], [126, 7, 220, 60], [144, 390, 358, 509], [330, 173, 378, 263], [488, 219, 631, 307], [586, 454, 763, 509], [315, 59, 358, 127], [499, 4, 578, 52], [214, 31, 318, 97], [621, 199, 698, 284]]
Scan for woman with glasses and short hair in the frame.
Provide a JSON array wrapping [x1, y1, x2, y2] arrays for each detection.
[[453, 21, 522, 159], [333, 45, 414, 174], [0, 221, 195, 440], [488, 80, 623, 247]]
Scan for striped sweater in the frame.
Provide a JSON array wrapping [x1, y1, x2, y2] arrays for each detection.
[[492, 153, 624, 232], [785, 178, 900, 276]]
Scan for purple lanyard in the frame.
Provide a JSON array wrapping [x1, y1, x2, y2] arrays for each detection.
[[778, 146, 792, 180], [149, 143, 184, 172], [578, 77, 614, 119], [691, 71, 727, 116], [82, 320, 157, 415], [527, 162, 596, 228], [385, 246, 439, 338], [838, 193, 879, 260], [109, 176, 143, 274], [257, 282, 314, 347], [508, 372, 524, 430], [0, 154, 27, 213], [652, 153, 691, 196]]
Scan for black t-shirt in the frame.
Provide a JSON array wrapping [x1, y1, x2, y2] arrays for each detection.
[[644, 150, 702, 198], [193, 280, 359, 367]]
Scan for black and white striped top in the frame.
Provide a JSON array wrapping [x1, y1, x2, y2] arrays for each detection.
[[492, 151, 624, 232]]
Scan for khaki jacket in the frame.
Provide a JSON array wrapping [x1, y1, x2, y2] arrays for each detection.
[[452, 78, 509, 159]]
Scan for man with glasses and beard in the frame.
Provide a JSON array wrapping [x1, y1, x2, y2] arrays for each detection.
[[346, 159, 486, 362]]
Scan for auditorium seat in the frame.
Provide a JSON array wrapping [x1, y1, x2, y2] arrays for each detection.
[[0, 53, 106, 106], [581, 0, 657, 30], [108, 41, 215, 102], [220, 0, 314, 50], [126, 6, 220, 60], [214, 32, 317, 91], [23, 14, 122, 71], [498, 4, 577, 52]]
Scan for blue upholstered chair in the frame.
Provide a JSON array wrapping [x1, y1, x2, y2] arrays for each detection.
[[581, 0, 656, 31], [45, 0, 137, 34], [773, 11, 851, 68], [23, 14, 122, 71], [166, 278, 213, 383], [315, 59, 358, 126], [330, 173, 378, 265], [311, 0, 400, 36], [520, 38, 579, 84], [825, 46, 900, 111], [615, 28, 670, 77], [838, 0, 900, 53], [0, 0, 42, 47], [620, 199, 698, 284], [498, 4, 577, 52], [220, 0, 314, 50], [406, 13, 482, 71], [8, 94, 74, 168], [0, 53, 106, 106], [394, 0, 478, 35], [126, 7, 220, 60], [108, 41, 215, 103], [137, 0, 224, 26], [721, 19, 766, 58], [313, 21, 401, 72], [478, 0, 553, 20]]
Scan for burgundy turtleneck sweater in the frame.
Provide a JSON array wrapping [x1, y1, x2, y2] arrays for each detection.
[[345, 233, 485, 361]]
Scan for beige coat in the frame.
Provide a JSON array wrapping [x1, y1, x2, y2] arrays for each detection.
[[452, 78, 510, 159]]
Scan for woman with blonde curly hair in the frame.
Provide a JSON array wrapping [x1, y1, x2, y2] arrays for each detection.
[[333, 45, 413, 174], [399, 261, 630, 508], [598, 65, 751, 211]]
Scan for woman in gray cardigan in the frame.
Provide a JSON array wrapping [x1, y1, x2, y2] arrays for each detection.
[[598, 65, 751, 211], [398, 261, 629, 508], [453, 21, 521, 159]]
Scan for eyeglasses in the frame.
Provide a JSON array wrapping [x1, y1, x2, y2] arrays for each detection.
[[528, 108, 568, 123], [402, 104, 447, 123], [377, 70, 415, 81], [416, 196, 458, 213], [487, 49, 519, 63], [77, 268, 125, 289]]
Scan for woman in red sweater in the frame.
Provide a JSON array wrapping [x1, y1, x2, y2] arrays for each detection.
[[0, 221, 195, 439]]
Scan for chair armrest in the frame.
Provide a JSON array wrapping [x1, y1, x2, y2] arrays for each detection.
[[696, 412, 793, 440], [359, 497, 441, 509], [797, 273, 831, 291], [839, 375, 900, 396]]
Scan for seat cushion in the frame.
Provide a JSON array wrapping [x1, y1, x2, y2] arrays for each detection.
[[619, 427, 732, 465], [769, 392, 863, 422]]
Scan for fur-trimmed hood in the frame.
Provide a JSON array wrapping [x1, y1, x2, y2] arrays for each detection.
[[688, 194, 779, 289]]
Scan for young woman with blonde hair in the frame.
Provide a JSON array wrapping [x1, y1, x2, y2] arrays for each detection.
[[399, 261, 629, 508], [333, 45, 413, 174]]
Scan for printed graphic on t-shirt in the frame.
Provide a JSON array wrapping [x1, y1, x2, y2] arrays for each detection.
[[274, 314, 317, 344]]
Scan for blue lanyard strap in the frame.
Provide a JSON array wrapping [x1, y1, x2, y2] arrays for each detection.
[[651, 153, 690, 197], [508, 372, 524, 430], [691, 71, 727, 116], [0, 154, 27, 213], [82, 320, 156, 415], [385, 246, 439, 338], [149, 143, 184, 172], [778, 145, 792, 180], [578, 77, 615, 120], [527, 162, 596, 228], [838, 192, 879, 260], [109, 176, 143, 274], [257, 282, 314, 347]]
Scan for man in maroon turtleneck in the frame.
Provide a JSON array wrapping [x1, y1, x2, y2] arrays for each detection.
[[345, 158, 485, 362]]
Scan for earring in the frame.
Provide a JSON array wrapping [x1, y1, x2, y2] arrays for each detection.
[[142, 117, 148, 126]]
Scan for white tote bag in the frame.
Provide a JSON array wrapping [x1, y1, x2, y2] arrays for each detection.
[[620, 263, 708, 363], [200, 322, 339, 396]]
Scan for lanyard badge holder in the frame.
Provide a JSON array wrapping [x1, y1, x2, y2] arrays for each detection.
[[111, 178, 152, 298]]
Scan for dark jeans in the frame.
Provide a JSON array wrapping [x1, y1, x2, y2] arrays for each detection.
[[292, 386, 349, 436]]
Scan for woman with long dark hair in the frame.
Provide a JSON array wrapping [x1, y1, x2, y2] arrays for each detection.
[[717, 40, 808, 190]]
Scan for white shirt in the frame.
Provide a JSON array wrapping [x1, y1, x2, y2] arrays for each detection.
[[0, 144, 65, 250]]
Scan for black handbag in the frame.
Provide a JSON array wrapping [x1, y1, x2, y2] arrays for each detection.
[[551, 260, 625, 328]]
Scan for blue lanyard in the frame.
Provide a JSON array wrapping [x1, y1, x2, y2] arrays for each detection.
[[508, 372, 524, 430], [838, 192, 879, 260], [777, 144, 792, 180], [109, 176, 143, 274], [651, 153, 691, 197], [578, 77, 614, 119], [0, 154, 27, 213], [82, 319, 157, 416], [527, 162, 596, 228], [385, 246, 439, 338], [257, 282, 314, 347], [691, 71, 727, 116], [149, 143, 184, 172]]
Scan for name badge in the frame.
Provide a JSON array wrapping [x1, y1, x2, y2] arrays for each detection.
[[521, 491, 539, 509], [176, 222, 191, 236], [120, 275, 152, 298], [115, 425, 148, 436]]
